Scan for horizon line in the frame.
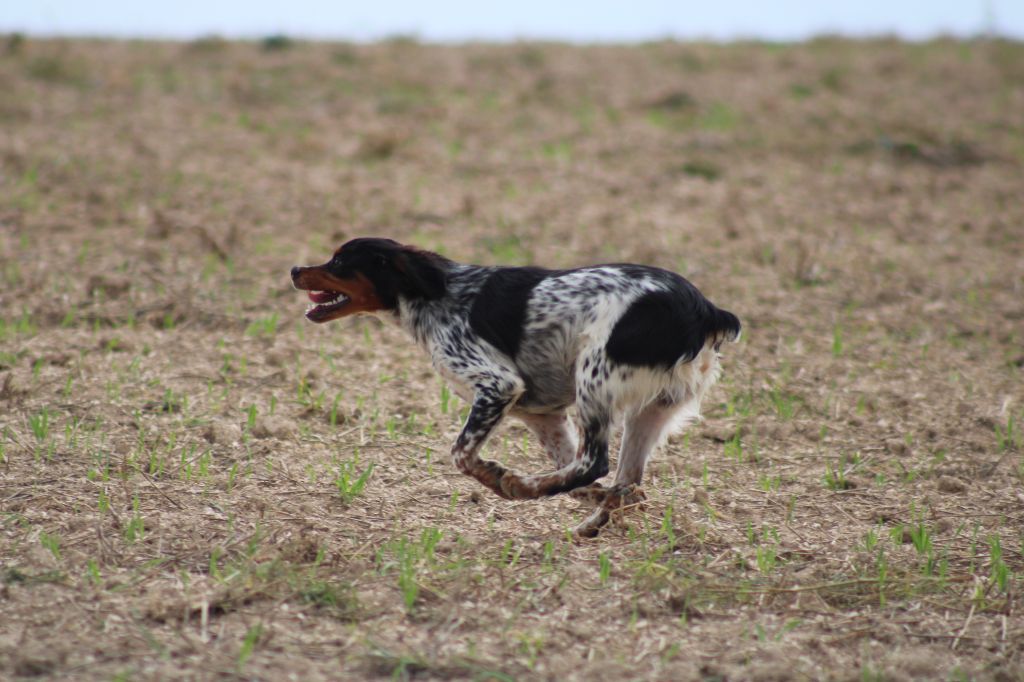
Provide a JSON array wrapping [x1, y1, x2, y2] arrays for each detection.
[[4, 28, 1022, 45]]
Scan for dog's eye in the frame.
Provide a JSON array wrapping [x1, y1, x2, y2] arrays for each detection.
[[375, 254, 388, 267]]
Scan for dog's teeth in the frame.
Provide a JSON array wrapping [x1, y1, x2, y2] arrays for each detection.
[[304, 295, 348, 313]]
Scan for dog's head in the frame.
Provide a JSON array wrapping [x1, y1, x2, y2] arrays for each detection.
[[291, 238, 448, 323]]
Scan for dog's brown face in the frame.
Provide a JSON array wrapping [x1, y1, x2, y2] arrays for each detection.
[[291, 238, 447, 323]]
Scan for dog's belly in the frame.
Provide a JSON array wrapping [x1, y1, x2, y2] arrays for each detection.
[[430, 349, 576, 413], [515, 368, 575, 413]]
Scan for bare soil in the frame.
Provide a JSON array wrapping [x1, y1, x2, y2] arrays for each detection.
[[1, 36, 1023, 680]]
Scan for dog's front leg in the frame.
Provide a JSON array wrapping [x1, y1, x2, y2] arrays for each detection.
[[450, 380, 522, 499]]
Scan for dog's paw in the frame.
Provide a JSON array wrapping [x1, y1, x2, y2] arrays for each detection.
[[498, 472, 539, 500], [465, 460, 516, 500], [568, 483, 646, 510], [571, 485, 647, 537], [614, 484, 647, 510], [573, 508, 611, 538], [567, 483, 608, 506]]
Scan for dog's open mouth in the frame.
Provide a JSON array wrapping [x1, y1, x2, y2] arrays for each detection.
[[292, 263, 382, 323], [305, 289, 351, 322]]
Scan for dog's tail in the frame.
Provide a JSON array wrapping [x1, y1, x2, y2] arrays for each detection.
[[707, 305, 741, 349]]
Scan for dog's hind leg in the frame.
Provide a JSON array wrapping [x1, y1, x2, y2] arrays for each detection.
[[500, 406, 611, 501], [614, 396, 689, 488], [499, 348, 614, 500], [515, 411, 578, 468], [573, 396, 688, 536]]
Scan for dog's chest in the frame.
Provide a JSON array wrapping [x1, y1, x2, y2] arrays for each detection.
[[432, 358, 476, 402], [424, 325, 492, 402]]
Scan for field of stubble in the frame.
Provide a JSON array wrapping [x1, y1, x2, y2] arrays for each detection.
[[1, 35, 1023, 680]]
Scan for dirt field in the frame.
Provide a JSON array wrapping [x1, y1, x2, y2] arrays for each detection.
[[1, 35, 1023, 680]]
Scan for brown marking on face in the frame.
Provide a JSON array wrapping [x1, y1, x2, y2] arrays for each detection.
[[292, 266, 384, 323]]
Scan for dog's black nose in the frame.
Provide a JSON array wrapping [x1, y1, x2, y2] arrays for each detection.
[[290, 266, 301, 280]]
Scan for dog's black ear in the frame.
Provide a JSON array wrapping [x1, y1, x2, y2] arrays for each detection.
[[393, 249, 447, 300]]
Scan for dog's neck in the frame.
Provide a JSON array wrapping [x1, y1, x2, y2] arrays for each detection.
[[393, 263, 490, 348]]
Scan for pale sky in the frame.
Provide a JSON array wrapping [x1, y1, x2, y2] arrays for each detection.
[[2, 1, 1021, 42]]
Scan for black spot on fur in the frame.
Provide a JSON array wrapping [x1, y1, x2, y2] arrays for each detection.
[[469, 267, 553, 359], [606, 286, 741, 369]]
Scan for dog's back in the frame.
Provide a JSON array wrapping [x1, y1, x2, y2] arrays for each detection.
[[459, 263, 739, 414]]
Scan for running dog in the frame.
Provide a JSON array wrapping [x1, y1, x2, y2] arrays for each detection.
[[291, 238, 740, 536]]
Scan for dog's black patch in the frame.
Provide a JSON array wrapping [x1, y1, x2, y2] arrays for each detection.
[[330, 238, 448, 308], [392, 249, 447, 301], [469, 267, 552, 359], [606, 285, 740, 369]]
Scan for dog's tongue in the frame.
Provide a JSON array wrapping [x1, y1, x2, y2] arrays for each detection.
[[308, 290, 339, 303]]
